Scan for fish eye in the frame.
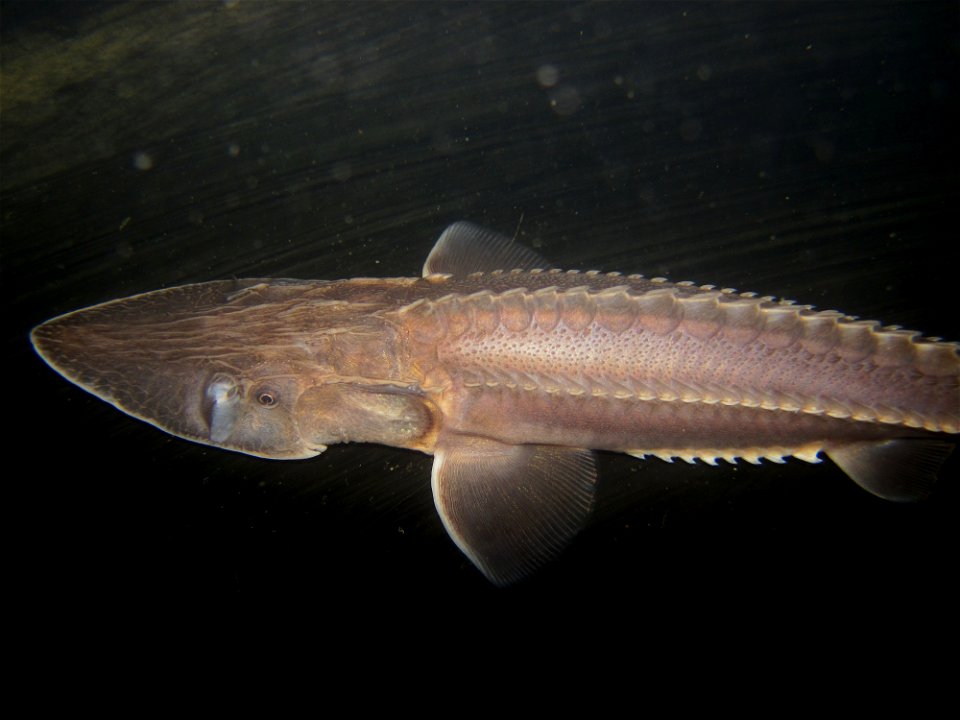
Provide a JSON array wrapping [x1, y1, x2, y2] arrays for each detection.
[[256, 389, 279, 407]]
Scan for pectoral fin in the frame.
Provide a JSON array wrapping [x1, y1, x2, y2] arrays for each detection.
[[431, 435, 597, 585], [827, 439, 954, 502]]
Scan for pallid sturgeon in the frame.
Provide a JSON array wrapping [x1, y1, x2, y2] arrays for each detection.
[[31, 222, 959, 584]]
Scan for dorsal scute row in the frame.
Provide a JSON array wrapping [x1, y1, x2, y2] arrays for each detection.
[[398, 281, 958, 379]]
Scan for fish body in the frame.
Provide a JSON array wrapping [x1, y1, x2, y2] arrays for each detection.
[[31, 223, 959, 584]]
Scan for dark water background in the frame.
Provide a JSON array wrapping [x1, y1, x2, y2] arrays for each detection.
[[3, 2, 957, 630]]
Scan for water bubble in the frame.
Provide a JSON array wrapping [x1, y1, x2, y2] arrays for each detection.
[[133, 151, 153, 171], [549, 85, 581, 116], [537, 64, 560, 88]]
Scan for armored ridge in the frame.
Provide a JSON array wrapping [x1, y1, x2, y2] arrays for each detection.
[[397, 273, 959, 435]]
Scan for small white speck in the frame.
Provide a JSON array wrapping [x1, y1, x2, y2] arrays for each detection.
[[548, 85, 581, 116], [537, 64, 560, 88], [133, 151, 153, 171]]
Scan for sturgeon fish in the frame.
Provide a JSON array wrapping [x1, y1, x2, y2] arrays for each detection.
[[31, 222, 959, 584]]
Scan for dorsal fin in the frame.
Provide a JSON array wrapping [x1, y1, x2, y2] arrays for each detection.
[[422, 221, 552, 277]]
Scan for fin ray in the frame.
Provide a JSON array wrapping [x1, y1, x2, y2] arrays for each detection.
[[423, 222, 552, 277], [827, 439, 954, 502], [431, 435, 596, 585]]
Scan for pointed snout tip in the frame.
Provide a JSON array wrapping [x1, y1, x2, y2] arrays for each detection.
[[30, 312, 76, 375], [29, 318, 54, 362], [29, 318, 57, 363]]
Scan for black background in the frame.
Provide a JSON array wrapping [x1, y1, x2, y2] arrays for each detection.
[[3, 2, 957, 630]]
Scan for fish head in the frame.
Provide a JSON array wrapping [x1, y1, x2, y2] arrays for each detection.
[[31, 279, 337, 459]]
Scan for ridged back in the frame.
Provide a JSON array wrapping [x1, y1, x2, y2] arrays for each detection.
[[396, 271, 959, 434]]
